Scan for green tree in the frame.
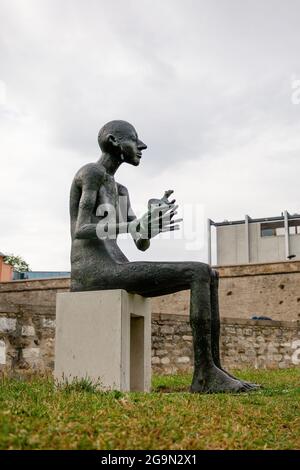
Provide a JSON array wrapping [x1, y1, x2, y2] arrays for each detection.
[[3, 254, 30, 272]]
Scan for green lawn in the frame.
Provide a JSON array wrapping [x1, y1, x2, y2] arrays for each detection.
[[0, 369, 299, 450]]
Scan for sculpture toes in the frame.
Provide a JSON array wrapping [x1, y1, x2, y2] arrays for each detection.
[[246, 382, 262, 390]]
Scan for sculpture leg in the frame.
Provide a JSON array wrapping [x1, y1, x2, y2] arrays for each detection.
[[210, 269, 222, 369], [210, 269, 260, 390], [190, 279, 214, 385], [79, 261, 256, 392], [189, 272, 251, 393]]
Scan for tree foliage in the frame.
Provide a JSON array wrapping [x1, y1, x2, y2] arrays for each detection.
[[3, 254, 30, 272]]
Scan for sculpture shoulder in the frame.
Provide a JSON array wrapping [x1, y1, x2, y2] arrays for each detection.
[[73, 163, 105, 189], [117, 182, 129, 196]]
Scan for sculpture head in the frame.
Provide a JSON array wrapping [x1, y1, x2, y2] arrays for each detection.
[[98, 120, 147, 166]]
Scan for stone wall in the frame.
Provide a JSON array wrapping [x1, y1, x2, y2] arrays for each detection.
[[0, 303, 299, 374], [151, 314, 300, 374], [218, 262, 300, 322], [1, 263, 300, 375], [1, 261, 300, 322], [0, 278, 68, 372], [151, 261, 300, 321]]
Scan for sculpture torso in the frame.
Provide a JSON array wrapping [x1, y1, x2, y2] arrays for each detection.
[[70, 162, 129, 291]]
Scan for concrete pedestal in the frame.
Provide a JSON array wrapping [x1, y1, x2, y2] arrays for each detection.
[[54, 290, 151, 392]]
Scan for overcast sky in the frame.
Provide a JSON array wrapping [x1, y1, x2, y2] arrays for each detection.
[[1, 0, 300, 270]]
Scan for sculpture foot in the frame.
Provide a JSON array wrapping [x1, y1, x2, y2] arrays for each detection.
[[213, 360, 261, 390], [190, 365, 256, 394], [219, 367, 261, 391]]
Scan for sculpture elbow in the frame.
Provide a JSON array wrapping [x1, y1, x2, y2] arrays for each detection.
[[75, 229, 85, 239], [139, 246, 149, 252], [75, 224, 94, 239], [136, 239, 150, 251]]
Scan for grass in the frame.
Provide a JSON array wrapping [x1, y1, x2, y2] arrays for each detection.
[[0, 369, 299, 450]]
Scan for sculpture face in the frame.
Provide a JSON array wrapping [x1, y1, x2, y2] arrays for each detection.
[[120, 130, 147, 166], [98, 120, 147, 167]]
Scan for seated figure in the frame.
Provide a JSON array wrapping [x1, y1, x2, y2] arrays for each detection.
[[70, 120, 258, 393]]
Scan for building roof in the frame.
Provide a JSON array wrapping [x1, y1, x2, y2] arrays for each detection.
[[0, 252, 6, 257], [210, 212, 300, 227]]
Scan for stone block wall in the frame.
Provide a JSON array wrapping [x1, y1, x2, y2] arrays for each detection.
[[0, 278, 68, 372], [151, 261, 300, 321], [1, 304, 299, 375], [1, 260, 300, 323], [151, 314, 300, 374], [0, 268, 300, 375], [0, 302, 56, 372]]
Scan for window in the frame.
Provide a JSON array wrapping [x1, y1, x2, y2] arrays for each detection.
[[261, 227, 276, 237], [289, 219, 300, 235], [261, 222, 283, 237], [261, 219, 300, 237], [276, 227, 285, 236]]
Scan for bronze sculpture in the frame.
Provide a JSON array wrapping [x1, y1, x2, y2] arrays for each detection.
[[70, 120, 258, 393]]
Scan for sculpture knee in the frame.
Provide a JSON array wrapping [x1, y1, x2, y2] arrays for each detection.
[[188, 263, 211, 284]]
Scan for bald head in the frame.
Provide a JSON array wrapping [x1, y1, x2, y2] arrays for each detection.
[[98, 120, 137, 152], [97, 120, 147, 166]]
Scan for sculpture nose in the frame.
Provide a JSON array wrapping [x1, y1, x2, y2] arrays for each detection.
[[137, 140, 147, 150]]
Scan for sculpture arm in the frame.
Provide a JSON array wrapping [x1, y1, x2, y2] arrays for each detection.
[[118, 184, 150, 251], [117, 186, 182, 248], [74, 188, 99, 239], [75, 184, 138, 240], [131, 224, 151, 252]]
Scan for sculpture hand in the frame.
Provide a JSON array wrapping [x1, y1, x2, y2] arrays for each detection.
[[129, 190, 182, 239], [148, 189, 176, 209]]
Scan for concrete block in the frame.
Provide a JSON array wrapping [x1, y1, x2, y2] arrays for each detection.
[[177, 356, 190, 364], [23, 348, 40, 359], [21, 325, 35, 337], [182, 335, 193, 341], [54, 290, 151, 392], [151, 356, 160, 365], [161, 357, 170, 365], [161, 326, 174, 335], [0, 317, 16, 333], [42, 318, 56, 328], [156, 349, 168, 357]]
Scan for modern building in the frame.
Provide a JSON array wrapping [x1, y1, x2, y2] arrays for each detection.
[[13, 271, 70, 280], [0, 252, 13, 282], [208, 211, 300, 266], [0, 251, 69, 281]]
